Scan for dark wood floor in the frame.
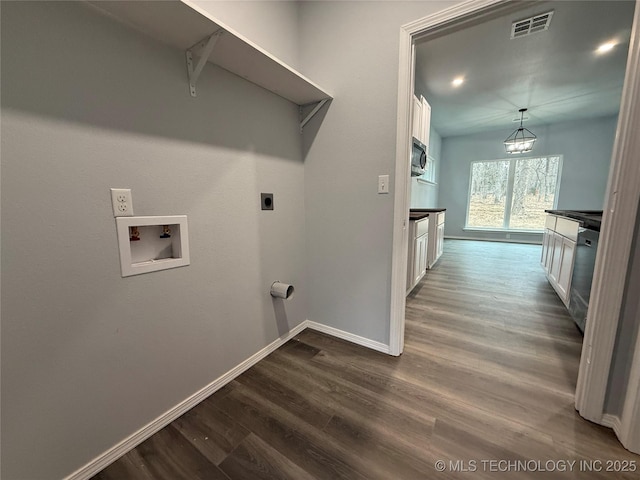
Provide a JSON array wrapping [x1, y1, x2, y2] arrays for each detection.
[[94, 240, 637, 479]]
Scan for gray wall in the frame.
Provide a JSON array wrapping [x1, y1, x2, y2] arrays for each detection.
[[1, 2, 308, 478], [411, 127, 442, 208], [192, 1, 300, 70], [439, 115, 618, 242], [605, 198, 640, 415], [298, 0, 458, 345], [1, 2, 636, 478]]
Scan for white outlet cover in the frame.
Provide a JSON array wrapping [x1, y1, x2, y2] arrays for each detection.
[[110, 188, 134, 217]]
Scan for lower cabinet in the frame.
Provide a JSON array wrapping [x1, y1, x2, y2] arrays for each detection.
[[556, 237, 576, 302], [541, 228, 553, 273], [407, 218, 429, 294], [547, 232, 561, 284], [542, 215, 578, 306], [436, 222, 444, 259], [428, 211, 445, 268], [413, 234, 428, 286]]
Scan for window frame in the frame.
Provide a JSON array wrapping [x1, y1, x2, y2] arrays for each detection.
[[464, 154, 563, 232], [416, 154, 437, 184]]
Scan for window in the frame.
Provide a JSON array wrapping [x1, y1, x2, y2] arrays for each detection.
[[466, 155, 562, 231], [417, 154, 436, 184]]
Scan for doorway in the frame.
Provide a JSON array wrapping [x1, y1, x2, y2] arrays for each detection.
[[390, 0, 640, 454]]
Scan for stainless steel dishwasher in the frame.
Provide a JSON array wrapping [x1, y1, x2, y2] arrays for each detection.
[[569, 227, 599, 333]]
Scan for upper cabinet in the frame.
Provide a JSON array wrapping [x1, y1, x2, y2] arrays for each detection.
[[420, 96, 431, 153], [412, 95, 423, 141], [412, 95, 431, 154], [86, 0, 332, 127]]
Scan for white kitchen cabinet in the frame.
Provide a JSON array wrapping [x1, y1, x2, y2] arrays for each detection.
[[556, 237, 576, 303], [414, 234, 429, 286], [427, 211, 445, 268], [412, 95, 422, 140], [542, 215, 578, 306], [548, 232, 563, 286], [411, 95, 432, 155], [407, 217, 429, 294], [420, 96, 431, 154], [541, 228, 553, 273]]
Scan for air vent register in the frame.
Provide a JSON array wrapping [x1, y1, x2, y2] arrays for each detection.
[[511, 11, 554, 39]]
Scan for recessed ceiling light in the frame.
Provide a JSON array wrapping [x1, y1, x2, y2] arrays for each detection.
[[452, 77, 464, 87], [596, 42, 616, 54]]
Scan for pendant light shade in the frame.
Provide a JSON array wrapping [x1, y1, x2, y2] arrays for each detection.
[[504, 108, 537, 154]]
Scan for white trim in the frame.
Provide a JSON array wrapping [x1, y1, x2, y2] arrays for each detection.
[[601, 413, 623, 437], [618, 309, 640, 454], [63, 319, 391, 479], [306, 321, 391, 355], [401, 0, 510, 37], [389, 16, 414, 357], [390, 0, 523, 358], [445, 235, 541, 245], [416, 179, 437, 186], [64, 321, 308, 480], [575, 1, 640, 424], [463, 228, 544, 234]]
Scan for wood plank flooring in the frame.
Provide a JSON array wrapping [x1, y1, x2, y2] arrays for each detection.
[[93, 240, 638, 479]]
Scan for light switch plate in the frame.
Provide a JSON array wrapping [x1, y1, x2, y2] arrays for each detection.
[[378, 175, 390, 194]]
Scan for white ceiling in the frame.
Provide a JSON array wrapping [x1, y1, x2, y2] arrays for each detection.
[[415, 0, 635, 137]]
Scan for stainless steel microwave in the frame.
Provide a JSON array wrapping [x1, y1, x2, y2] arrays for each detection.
[[411, 137, 427, 177]]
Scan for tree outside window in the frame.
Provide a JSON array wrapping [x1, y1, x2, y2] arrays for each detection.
[[466, 156, 562, 230]]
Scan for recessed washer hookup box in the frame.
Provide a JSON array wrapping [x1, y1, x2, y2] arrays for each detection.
[[115, 215, 190, 277]]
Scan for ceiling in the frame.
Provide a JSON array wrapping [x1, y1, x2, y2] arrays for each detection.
[[415, 0, 636, 137]]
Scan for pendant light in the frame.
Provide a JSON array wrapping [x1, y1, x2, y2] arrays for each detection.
[[504, 108, 537, 154]]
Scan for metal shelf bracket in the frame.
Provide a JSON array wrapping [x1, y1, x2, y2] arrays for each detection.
[[299, 99, 329, 133], [186, 30, 224, 97]]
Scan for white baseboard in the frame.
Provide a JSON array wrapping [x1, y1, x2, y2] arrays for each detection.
[[64, 319, 390, 480], [601, 413, 623, 437], [602, 414, 640, 455], [445, 235, 541, 245], [305, 320, 391, 354], [64, 321, 308, 480]]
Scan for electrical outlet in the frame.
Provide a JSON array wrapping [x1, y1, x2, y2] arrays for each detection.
[[261, 193, 274, 210], [110, 188, 134, 217]]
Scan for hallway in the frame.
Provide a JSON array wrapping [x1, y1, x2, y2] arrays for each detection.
[[94, 240, 636, 479]]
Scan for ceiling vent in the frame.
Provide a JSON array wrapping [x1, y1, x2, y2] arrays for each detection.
[[511, 11, 554, 39]]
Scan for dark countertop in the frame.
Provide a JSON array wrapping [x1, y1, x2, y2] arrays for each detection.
[[409, 208, 446, 221], [545, 210, 602, 231]]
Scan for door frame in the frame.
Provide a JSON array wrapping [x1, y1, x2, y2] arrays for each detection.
[[575, 1, 640, 451], [389, 0, 640, 453], [390, 0, 510, 357]]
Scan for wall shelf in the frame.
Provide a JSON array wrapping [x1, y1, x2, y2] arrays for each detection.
[[87, 0, 332, 108]]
